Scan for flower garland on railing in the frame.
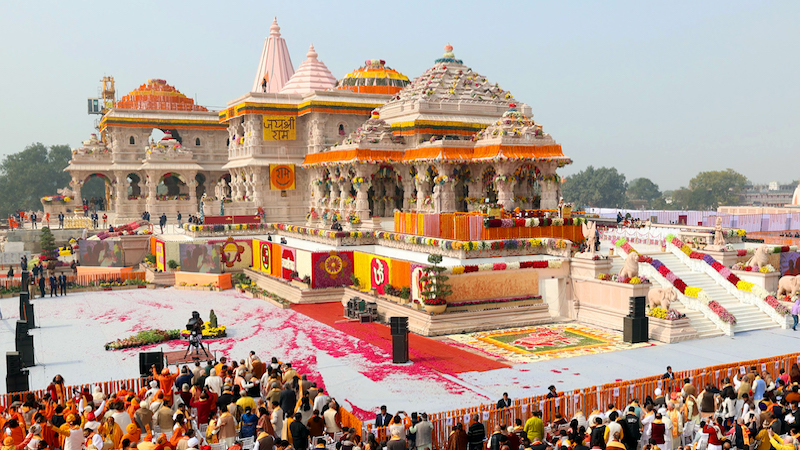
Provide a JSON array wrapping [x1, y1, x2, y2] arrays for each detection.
[[613, 237, 737, 325], [731, 262, 776, 273], [647, 306, 686, 320], [725, 229, 747, 238], [596, 273, 649, 284], [448, 295, 542, 308], [446, 260, 562, 275], [483, 217, 586, 228], [734, 245, 799, 257], [667, 234, 789, 317], [184, 223, 272, 232], [273, 223, 368, 239], [374, 231, 570, 253]]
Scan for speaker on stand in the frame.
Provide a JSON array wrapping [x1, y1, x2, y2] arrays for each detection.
[[139, 351, 164, 378], [390, 317, 409, 364], [15, 320, 34, 367], [5, 352, 29, 393], [623, 296, 649, 344]]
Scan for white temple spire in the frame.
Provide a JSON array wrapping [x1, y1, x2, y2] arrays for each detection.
[[251, 17, 295, 93]]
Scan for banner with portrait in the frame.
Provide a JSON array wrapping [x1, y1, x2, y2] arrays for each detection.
[[179, 243, 221, 273], [79, 240, 124, 267]]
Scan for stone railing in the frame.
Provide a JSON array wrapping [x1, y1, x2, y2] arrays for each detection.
[[666, 242, 789, 329]]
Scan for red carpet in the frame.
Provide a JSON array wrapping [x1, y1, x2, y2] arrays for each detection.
[[291, 302, 508, 374]]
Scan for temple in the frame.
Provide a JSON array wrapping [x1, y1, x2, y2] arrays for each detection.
[[58, 24, 571, 224]]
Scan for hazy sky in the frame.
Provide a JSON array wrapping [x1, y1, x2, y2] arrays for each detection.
[[0, 1, 797, 190]]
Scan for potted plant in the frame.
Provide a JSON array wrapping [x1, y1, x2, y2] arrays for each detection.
[[167, 260, 179, 271], [420, 254, 452, 314]]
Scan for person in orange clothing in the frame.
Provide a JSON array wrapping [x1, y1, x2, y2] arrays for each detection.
[[121, 423, 141, 447], [99, 417, 123, 449], [5, 418, 25, 445], [169, 415, 186, 447], [152, 433, 175, 450], [151, 366, 179, 404]]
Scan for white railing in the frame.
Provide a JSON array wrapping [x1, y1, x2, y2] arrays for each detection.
[[666, 243, 789, 329]]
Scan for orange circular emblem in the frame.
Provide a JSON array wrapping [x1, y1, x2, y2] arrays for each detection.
[[271, 165, 294, 189]]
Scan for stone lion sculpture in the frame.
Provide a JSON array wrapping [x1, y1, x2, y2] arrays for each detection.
[[745, 245, 771, 269], [777, 275, 800, 298], [647, 287, 677, 309], [618, 252, 639, 280]]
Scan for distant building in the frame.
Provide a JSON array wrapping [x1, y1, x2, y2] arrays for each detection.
[[738, 182, 794, 207]]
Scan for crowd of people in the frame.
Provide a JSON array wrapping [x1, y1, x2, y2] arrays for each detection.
[[5, 358, 800, 450], [0, 353, 364, 450], [468, 364, 800, 450]]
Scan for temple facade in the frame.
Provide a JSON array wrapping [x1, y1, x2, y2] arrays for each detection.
[[60, 20, 570, 225]]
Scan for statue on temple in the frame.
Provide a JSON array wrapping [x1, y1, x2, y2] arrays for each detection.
[[575, 220, 599, 259], [713, 216, 726, 247]]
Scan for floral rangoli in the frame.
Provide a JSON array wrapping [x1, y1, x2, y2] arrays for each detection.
[[447, 323, 655, 363]]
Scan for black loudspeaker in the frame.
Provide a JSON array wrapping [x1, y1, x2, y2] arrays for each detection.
[[23, 301, 35, 329], [392, 333, 409, 364], [20, 271, 28, 288], [15, 320, 28, 339], [623, 316, 649, 343], [6, 371, 29, 394], [390, 316, 408, 335], [18, 293, 28, 321], [628, 296, 646, 318], [139, 351, 164, 376], [6, 352, 22, 374]]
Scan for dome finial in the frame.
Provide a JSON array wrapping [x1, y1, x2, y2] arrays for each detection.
[[443, 43, 454, 58], [307, 43, 318, 60], [270, 17, 281, 37]]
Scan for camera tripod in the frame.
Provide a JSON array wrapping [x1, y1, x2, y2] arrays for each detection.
[[183, 331, 210, 359]]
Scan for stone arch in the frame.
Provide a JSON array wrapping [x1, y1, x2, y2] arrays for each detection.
[[481, 166, 497, 204], [195, 137, 201, 146], [452, 164, 471, 212], [157, 172, 188, 199], [129, 136, 136, 145], [195, 173, 207, 198], [126, 173, 143, 198]]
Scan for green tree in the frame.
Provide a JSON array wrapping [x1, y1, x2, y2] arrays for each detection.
[[40, 226, 56, 259], [562, 166, 628, 209], [0, 143, 72, 217], [626, 178, 661, 208], [687, 169, 748, 209]]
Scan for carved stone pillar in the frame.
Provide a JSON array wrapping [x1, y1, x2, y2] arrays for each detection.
[[495, 162, 520, 211], [434, 164, 456, 213], [401, 172, 415, 212], [251, 168, 265, 207], [113, 171, 126, 212], [339, 180, 352, 212], [539, 161, 559, 210], [145, 172, 157, 215], [329, 182, 341, 212], [187, 172, 198, 214]]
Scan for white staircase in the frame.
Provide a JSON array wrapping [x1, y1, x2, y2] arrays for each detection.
[[609, 255, 722, 339], [653, 253, 778, 334]]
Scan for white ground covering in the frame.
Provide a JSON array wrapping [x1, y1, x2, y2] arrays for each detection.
[[1, 288, 799, 418]]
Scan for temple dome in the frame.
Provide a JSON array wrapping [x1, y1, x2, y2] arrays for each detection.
[[389, 44, 515, 106], [279, 44, 337, 95], [115, 79, 208, 112], [337, 59, 410, 95]]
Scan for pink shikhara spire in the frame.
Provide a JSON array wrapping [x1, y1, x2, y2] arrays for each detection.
[[280, 43, 337, 94], [252, 17, 295, 93]]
